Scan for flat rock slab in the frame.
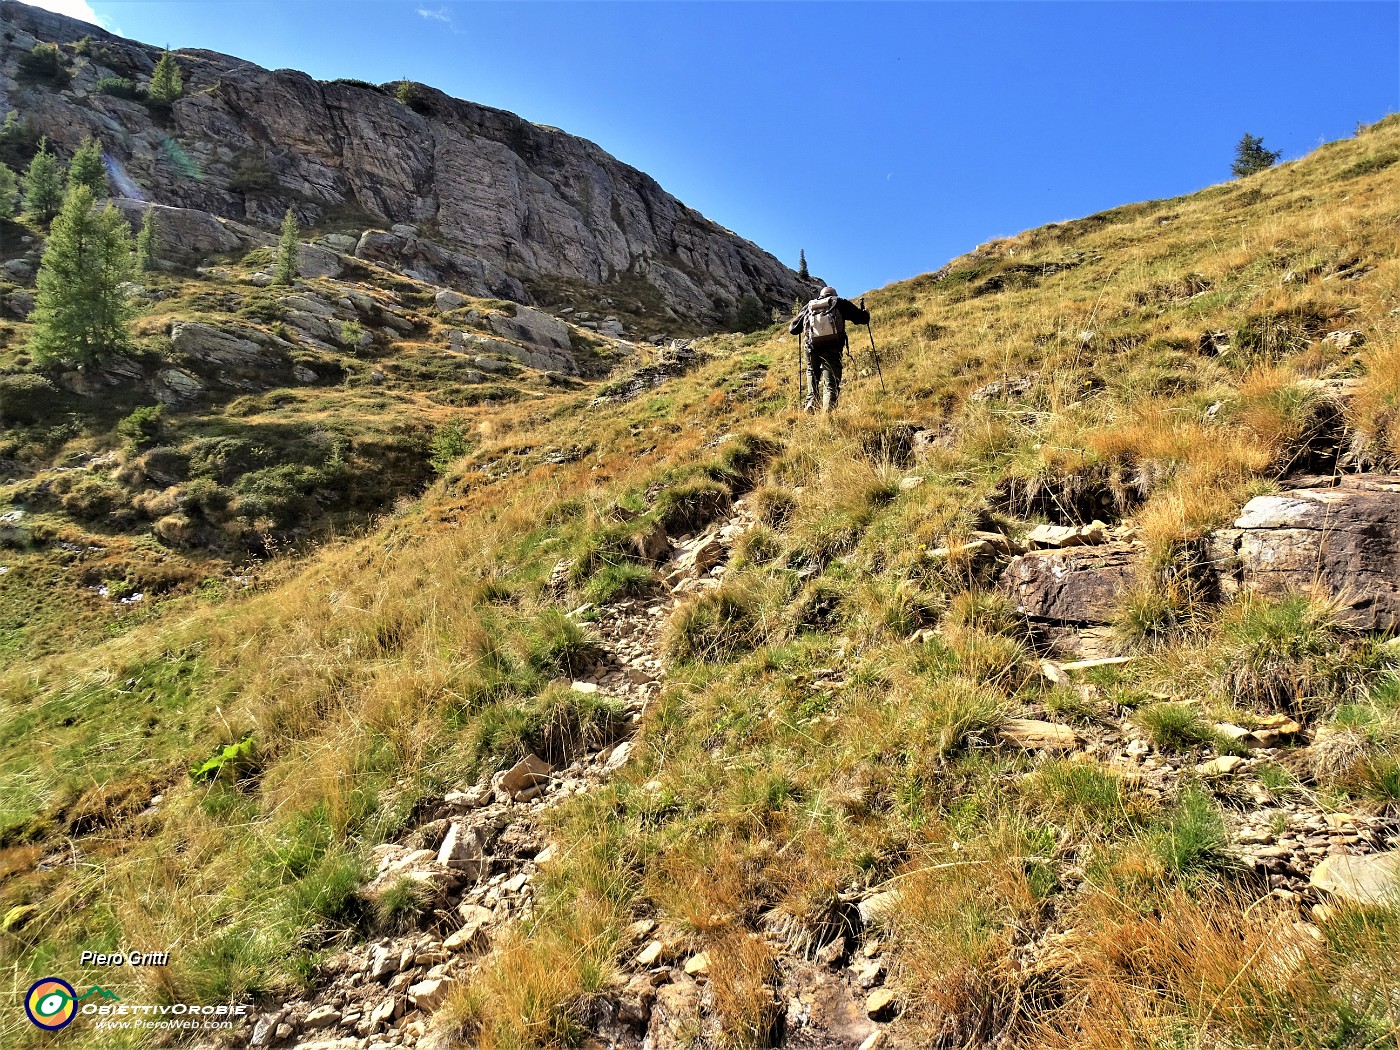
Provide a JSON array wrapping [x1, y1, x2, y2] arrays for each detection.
[[1226, 477, 1400, 630], [1000, 543, 1138, 625], [1000, 718, 1080, 751], [1309, 851, 1400, 906]]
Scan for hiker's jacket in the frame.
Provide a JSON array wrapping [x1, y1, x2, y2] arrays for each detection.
[[789, 297, 870, 349]]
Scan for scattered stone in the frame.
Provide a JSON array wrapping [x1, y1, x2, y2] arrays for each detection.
[[899, 476, 924, 491], [435, 288, 470, 313], [865, 987, 899, 1021], [636, 939, 664, 967], [1228, 478, 1400, 630], [1215, 723, 1253, 743], [1001, 543, 1139, 625], [435, 822, 485, 874], [303, 1005, 341, 1029], [1000, 718, 1079, 751], [1198, 755, 1246, 776], [683, 951, 710, 976], [1322, 330, 1364, 350], [501, 754, 554, 796], [1026, 521, 1109, 549], [409, 978, 453, 1012], [857, 891, 902, 926]]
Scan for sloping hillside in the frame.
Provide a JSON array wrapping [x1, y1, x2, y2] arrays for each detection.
[[2, 116, 1400, 1050]]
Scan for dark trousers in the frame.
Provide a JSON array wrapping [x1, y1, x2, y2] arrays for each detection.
[[805, 340, 844, 412]]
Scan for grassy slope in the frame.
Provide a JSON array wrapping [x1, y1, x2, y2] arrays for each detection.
[[2, 118, 1400, 1048]]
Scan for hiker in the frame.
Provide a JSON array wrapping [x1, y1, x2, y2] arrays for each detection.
[[789, 286, 870, 412]]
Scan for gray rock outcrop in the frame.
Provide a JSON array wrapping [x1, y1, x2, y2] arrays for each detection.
[[0, 2, 808, 327], [1214, 476, 1400, 630], [1000, 543, 1139, 625]]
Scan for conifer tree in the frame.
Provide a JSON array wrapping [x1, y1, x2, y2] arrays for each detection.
[[67, 136, 108, 196], [135, 207, 157, 272], [22, 139, 64, 225], [273, 208, 299, 286], [798, 249, 808, 280], [0, 163, 18, 222], [27, 184, 137, 369], [1232, 133, 1281, 178], [148, 51, 184, 105]]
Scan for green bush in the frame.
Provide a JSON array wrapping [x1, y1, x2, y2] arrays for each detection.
[[583, 561, 655, 605], [730, 294, 770, 333], [0, 373, 62, 425], [374, 875, 433, 933], [752, 486, 797, 529], [524, 608, 600, 676], [1338, 152, 1399, 179], [60, 476, 126, 521], [1213, 594, 1357, 715], [96, 76, 143, 101], [17, 42, 69, 86], [116, 404, 166, 450], [232, 464, 323, 528], [395, 80, 430, 114]]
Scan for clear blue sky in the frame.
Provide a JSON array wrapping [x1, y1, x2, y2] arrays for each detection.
[[39, 0, 1400, 298]]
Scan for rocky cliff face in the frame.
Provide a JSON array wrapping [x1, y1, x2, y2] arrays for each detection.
[[0, 1, 807, 331]]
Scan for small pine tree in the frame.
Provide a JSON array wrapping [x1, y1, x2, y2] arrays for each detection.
[[395, 80, 429, 114], [732, 293, 769, 333], [27, 184, 137, 369], [0, 163, 17, 222], [135, 207, 157, 271], [1232, 133, 1281, 178], [22, 138, 64, 225], [273, 208, 299, 286], [798, 249, 808, 280], [148, 51, 184, 106], [67, 137, 108, 196]]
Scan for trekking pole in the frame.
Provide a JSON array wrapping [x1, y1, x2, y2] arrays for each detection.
[[861, 298, 887, 394]]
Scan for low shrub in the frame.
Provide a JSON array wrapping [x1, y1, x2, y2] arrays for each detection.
[[1134, 703, 1214, 751], [96, 76, 143, 100], [654, 478, 732, 535], [666, 580, 767, 662]]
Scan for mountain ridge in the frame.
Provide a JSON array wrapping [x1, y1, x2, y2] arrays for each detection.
[[0, 0, 808, 334]]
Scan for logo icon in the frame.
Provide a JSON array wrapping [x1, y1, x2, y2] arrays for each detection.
[[76, 986, 120, 1004], [25, 978, 77, 1030]]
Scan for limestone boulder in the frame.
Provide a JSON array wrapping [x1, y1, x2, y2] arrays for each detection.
[[1309, 851, 1400, 905]]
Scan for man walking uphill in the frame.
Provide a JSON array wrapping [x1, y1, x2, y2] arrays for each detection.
[[790, 286, 869, 413]]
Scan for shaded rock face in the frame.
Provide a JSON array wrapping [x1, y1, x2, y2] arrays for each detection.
[[0, 2, 807, 327], [1000, 544, 1138, 625], [1215, 476, 1400, 630]]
